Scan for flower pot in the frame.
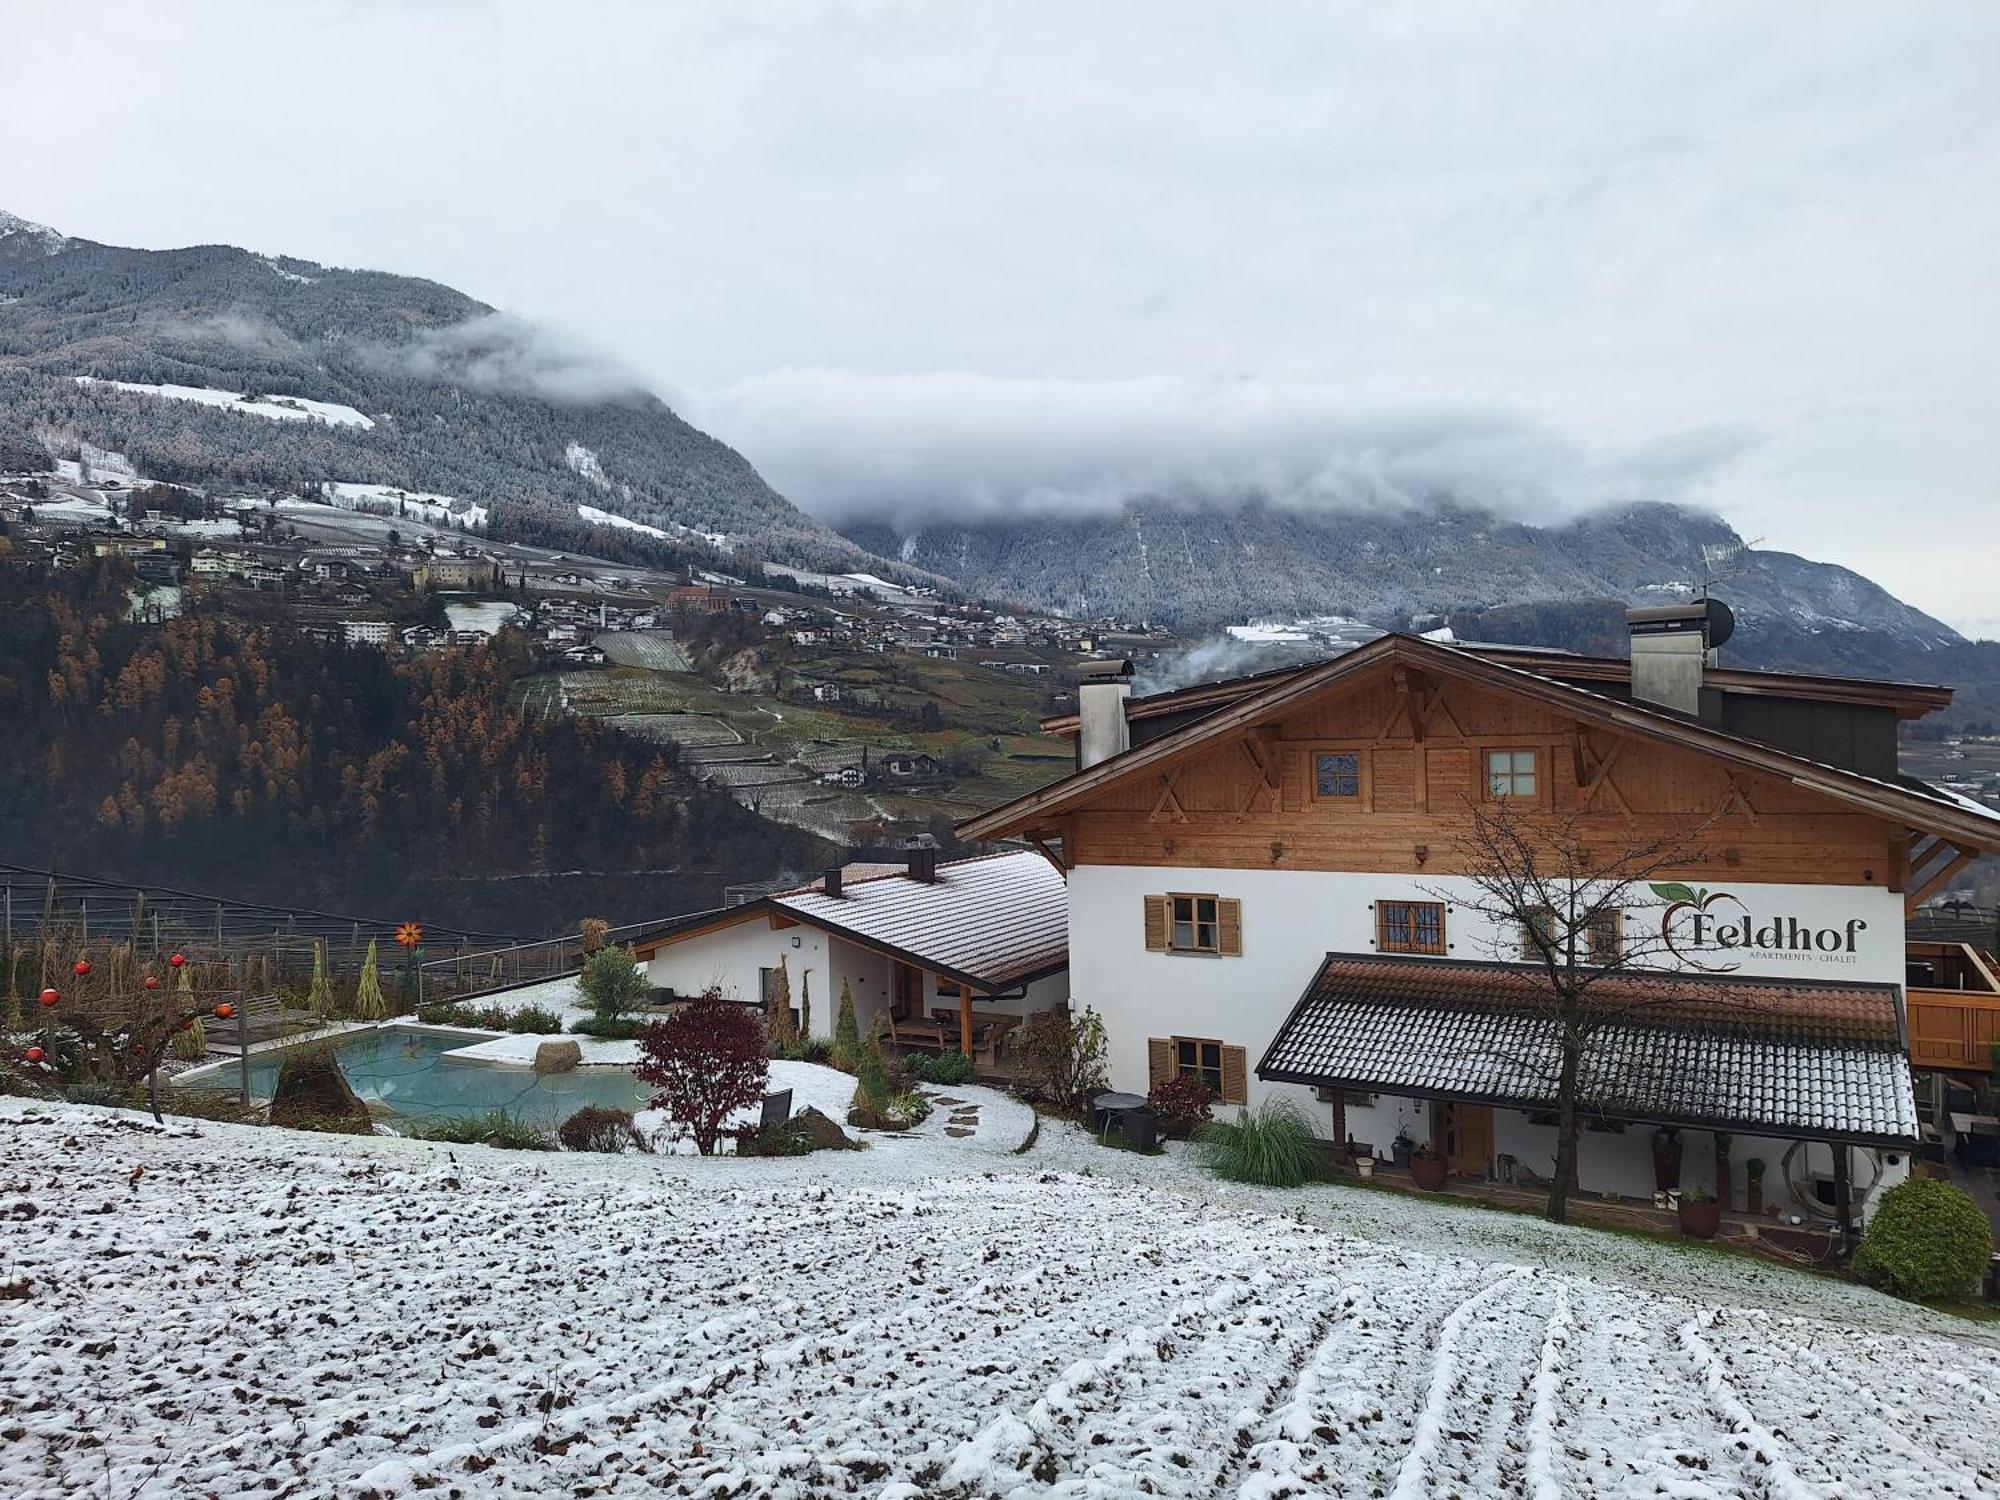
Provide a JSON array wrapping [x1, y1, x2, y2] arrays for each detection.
[[1391, 1138, 1414, 1168], [1678, 1196, 1722, 1240], [1357, 1156, 1376, 1179], [1411, 1153, 1448, 1191]]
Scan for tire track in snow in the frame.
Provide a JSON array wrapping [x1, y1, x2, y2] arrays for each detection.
[[1522, 1281, 1574, 1500], [1384, 1267, 1538, 1500], [1678, 1311, 1838, 1500]]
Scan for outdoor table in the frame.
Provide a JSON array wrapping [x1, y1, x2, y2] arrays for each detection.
[[1948, 1113, 2000, 1167], [1090, 1091, 1147, 1134]]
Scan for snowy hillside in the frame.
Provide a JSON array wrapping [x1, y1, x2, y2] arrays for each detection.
[[2, 1100, 1992, 1498], [75, 376, 376, 429]]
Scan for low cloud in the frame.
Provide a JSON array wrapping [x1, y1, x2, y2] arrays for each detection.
[[156, 309, 302, 360], [361, 313, 645, 404], [694, 369, 1758, 532]]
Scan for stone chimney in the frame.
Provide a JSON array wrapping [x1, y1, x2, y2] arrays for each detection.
[[906, 847, 938, 883], [822, 865, 843, 898], [1076, 658, 1136, 769], [1626, 599, 1734, 717]]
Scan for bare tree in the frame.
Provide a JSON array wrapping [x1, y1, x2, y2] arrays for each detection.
[[1433, 798, 1726, 1223]]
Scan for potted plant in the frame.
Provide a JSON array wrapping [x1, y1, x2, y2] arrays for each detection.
[[1391, 1128, 1415, 1168], [1651, 1127, 1683, 1193], [1678, 1187, 1722, 1239], [1411, 1143, 1448, 1190], [1745, 1157, 1766, 1217]]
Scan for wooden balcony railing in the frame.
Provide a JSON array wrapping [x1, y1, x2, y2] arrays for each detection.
[[1907, 941, 2000, 1071]]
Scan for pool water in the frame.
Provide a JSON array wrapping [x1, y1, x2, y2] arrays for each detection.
[[182, 1026, 649, 1127]]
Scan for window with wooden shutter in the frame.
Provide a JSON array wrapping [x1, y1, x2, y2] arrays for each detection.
[[1147, 1036, 1173, 1089], [1219, 1045, 1248, 1105], [1217, 898, 1242, 956], [1151, 893, 1240, 956]]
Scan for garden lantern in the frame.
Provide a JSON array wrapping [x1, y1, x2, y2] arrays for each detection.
[[38, 988, 59, 1008], [72, 959, 91, 977]]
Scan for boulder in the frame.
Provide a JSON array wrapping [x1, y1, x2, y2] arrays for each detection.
[[794, 1106, 861, 1151], [532, 1040, 582, 1075]]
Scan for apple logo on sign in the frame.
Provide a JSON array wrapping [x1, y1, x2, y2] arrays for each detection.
[[1651, 882, 1746, 973]]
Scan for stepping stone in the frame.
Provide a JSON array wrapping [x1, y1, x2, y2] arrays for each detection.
[[944, 1127, 975, 1138], [933, 1096, 966, 1107]]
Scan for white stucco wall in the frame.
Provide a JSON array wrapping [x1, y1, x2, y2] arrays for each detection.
[[647, 921, 1070, 1046], [1068, 863, 1909, 1212]]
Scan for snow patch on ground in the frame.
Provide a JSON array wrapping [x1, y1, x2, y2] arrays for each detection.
[[2, 1101, 1992, 1498], [578, 501, 668, 539], [75, 376, 374, 429], [442, 599, 520, 636], [317, 482, 486, 529], [565, 442, 611, 488]]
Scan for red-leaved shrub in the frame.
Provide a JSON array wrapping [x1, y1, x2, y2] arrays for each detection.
[[634, 990, 769, 1156], [1149, 1073, 1218, 1138]]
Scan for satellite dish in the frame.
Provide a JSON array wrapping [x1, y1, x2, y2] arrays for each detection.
[[1703, 598, 1735, 650]]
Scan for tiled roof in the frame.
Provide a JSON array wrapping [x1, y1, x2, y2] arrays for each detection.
[[1260, 955, 1917, 1145], [773, 851, 1068, 990]]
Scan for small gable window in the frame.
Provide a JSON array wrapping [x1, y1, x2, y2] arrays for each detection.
[[1486, 748, 1539, 799], [1314, 751, 1361, 799]]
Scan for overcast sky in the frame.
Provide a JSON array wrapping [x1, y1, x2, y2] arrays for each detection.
[[8, 2, 1997, 634]]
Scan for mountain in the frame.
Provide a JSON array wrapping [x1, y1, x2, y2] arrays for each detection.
[[842, 495, 1962, 649], [0, 212, 911, 579]]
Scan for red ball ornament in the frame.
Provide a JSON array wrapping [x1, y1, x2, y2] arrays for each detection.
[[72, 959, 91, 977], [168, 953, 187, 969], [143, 975, 161, 991], [38, 988, 59, 1008], [214, 1002, 235, 1020], [24, 1047, 44, 1064]]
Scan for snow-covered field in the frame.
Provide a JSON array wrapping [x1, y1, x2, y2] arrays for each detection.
[[1, 1099, 1993, 1499], [444, 599, 522, 636], [75, 376, 376, 429]]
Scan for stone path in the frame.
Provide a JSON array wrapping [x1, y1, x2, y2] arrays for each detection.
[[934, 1094, 983, 1139]]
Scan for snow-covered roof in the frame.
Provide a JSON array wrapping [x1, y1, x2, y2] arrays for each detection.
[[773, 851, 1068, 991], [1260, 955, 1917, 1145]]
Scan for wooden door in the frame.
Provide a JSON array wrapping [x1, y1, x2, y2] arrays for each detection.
[[891, 962, 923, 1021], [1434, 1102, 1494, 1179]]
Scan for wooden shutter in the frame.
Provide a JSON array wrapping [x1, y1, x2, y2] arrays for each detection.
[[1147, 1036, 1173, 1089], [1143, 894, 1168, 952], [1217, 898, 1242, 956], [1220, 1045, 1248, 1105]]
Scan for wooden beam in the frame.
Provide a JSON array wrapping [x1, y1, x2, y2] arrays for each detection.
[[1577, 737, 1631, 814], [1149, 769, 1189, 824], [1907, 846, 1979, 915], [1716, 773, 1760, 823], [1026, 832, 1069, 877], [958, 978, 973, 1059]]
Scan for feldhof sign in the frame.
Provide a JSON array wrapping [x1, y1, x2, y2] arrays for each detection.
[[1651, 883, 1867, 973]]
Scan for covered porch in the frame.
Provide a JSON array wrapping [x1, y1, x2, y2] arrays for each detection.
[[1260, 954, 1921, 1236]]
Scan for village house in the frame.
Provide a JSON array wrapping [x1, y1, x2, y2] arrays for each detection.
[[632, 850, 1069, 1073], [963, 606, 2000, 1236]]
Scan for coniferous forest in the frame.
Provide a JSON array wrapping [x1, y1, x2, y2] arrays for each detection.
[[0, 560, 831, 935]]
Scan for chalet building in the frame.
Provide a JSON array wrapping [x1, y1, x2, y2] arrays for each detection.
[[963, 605, 2000, 1229], [632, 851, 1069, 1073]]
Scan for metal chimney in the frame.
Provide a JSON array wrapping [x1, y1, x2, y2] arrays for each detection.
[[1075, 658, 1136, 769], [1626, 599, 1734, 717], [822, 865, 843, 898]]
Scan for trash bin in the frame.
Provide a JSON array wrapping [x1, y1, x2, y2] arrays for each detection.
[[1119, 1106, 1159, 1152]]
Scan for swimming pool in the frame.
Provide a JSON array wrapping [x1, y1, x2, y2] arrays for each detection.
[[177, 1025, 649, 1127]]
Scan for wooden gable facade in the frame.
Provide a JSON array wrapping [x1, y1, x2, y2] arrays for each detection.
[[965, 637, 2000, 908], [1060, 662, 1895, 887]]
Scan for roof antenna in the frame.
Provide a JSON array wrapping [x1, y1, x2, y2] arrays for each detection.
[[1698, 535, 1762, 601]]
